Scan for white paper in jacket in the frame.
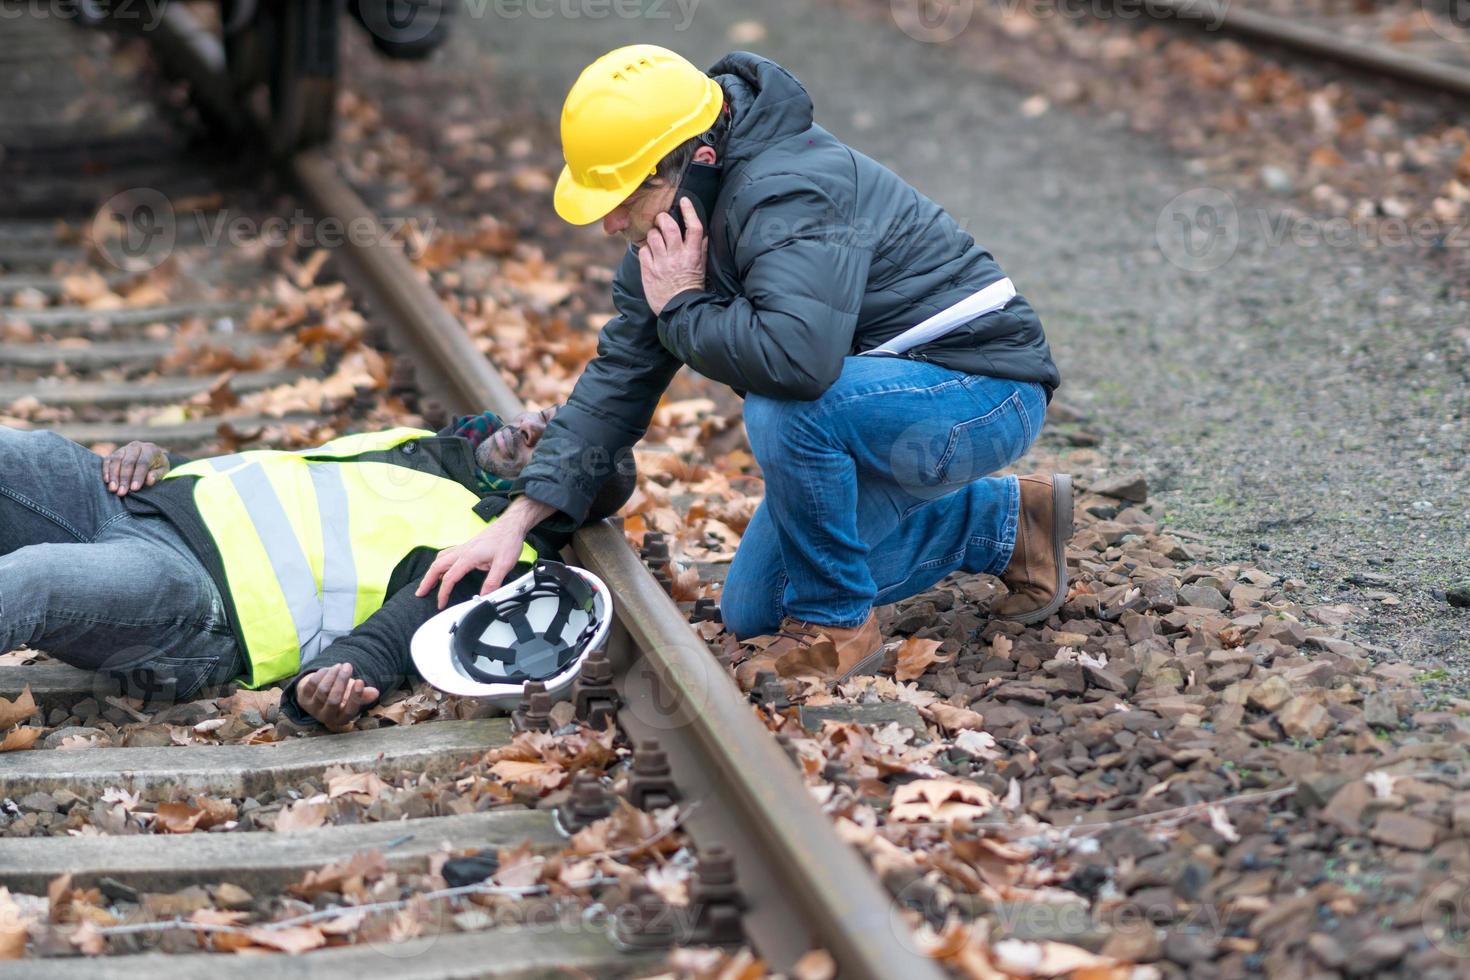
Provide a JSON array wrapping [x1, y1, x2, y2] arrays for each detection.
[[860, 277, 1016, 357]]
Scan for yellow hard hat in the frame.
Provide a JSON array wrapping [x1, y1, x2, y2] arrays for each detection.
[[554, 45, 724, 226]]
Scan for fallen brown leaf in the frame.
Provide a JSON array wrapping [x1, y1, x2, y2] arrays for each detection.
[[894, 637, 947, 682], [0, 727, 41, 752], [0, 687, 35, 730], [290, 850, 386, 899], [927, 702, 986, 733], [242, 925, 327, 954], [890, 778, 997, 824], [0, 889, 33, 959], [273, 799, 330, 833], [154, 802, 205, 834], [490, 759, 567, 792], [327, 770, 389, 800]]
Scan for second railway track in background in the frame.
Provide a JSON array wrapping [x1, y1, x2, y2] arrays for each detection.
[[0, 6, 938, 978]]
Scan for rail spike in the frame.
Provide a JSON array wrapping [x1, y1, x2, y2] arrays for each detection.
[[512, 680, 551, 732], [625, 739, 679, 811], [688, 843, 745, 945], [570, 649, 619, 729]]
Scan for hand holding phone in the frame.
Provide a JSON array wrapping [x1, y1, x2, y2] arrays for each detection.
[[671, 160, 722, 234]]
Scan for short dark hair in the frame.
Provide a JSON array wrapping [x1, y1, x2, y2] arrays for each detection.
[[650, 95, 730, 185]]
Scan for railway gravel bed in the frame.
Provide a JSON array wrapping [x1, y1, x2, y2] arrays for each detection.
[[334, 5, 1470, 977]]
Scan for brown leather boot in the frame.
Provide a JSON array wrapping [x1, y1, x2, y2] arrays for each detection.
[[991, 473, 1073, 625], [744, 612, 886, 684]]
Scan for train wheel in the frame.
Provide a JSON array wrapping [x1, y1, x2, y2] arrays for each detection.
[[268, 0, 341, 156], [221, 0, 274, 97]]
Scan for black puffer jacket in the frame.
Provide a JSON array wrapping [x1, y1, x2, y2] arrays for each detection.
[[517, 51, 1060, 525]]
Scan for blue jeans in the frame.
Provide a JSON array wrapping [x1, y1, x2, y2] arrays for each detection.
[[0, 428, 242, 704], [722, 357, 1046, 637]]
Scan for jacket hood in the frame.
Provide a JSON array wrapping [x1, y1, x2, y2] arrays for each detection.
[[707, 52, 814, 169]]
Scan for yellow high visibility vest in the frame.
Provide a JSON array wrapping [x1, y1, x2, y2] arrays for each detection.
[[166, 427, 536, 688]]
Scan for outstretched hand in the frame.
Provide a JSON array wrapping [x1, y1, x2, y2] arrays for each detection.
[[103, 441, 169, 496], [296, 662, 379, 732], [415, 519, 529, 609]]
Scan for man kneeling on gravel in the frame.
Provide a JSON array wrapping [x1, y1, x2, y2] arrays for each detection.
[[0, 406, 629, 731], [417, 46, 1070, 682]]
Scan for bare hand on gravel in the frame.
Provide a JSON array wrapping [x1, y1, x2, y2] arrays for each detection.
[[295, 662, 379, 732]]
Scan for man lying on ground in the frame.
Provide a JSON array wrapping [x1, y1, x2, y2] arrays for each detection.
[[0, 405, 630, 731]]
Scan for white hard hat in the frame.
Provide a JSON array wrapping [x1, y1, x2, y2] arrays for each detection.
[[411, 560, 612, 706]]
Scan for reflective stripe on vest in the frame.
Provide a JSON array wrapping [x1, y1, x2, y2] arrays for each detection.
[[167, 429, 536, 688]]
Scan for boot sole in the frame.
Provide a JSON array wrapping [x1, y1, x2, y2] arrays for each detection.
[[1008, 473, 1073, 626]]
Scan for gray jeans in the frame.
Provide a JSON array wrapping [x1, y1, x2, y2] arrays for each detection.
[[0, 428, 243, 704]]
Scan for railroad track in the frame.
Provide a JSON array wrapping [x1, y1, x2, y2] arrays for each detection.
[[1130, 0, 1470, 97], [0, 8, 937, 977]]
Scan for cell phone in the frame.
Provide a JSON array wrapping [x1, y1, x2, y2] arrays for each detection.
[[671, 160, 722, 234]]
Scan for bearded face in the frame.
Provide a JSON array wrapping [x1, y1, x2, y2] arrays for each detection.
[[475, 406, 559, 479]]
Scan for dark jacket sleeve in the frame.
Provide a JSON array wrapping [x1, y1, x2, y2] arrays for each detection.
[[655, 174, 873, 401], [513, 247, 682, 525], [279, 549, 483, 726]]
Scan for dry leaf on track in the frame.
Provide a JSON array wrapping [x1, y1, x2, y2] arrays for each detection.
[[490, 759, 567, 792], [0, 727, 40, 752], [0, 688, 36, 730], [290, 850, 387, 899], [990, 938, 1123, 978], [273, 799, 330, 833], [327, 770, 389, 800], [894, 637, 947, 682], [0, 890, 34, 959], [928, 702, 986, 733], [890, 778, 997, 824], [242, 925, 327, 954], [154, 802, 205, 834], [218, 688, 280, 716]]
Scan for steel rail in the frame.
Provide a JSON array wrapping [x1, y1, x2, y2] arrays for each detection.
[[1136, 0, 1470, 98], [291, 149, 942, 980], [147, 7, 943, 976]]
